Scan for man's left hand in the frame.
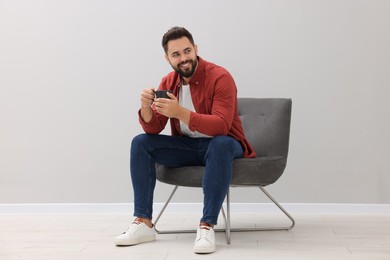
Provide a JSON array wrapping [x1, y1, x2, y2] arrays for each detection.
[[154, 92, 181, 118]]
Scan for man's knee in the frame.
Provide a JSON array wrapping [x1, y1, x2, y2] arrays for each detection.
[[207, 136, 238, 156], [131, 134, 154, 149]]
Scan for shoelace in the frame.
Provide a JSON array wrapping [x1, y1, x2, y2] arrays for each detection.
[[198, 226, 212, 240], [123, 221, 142, 234]]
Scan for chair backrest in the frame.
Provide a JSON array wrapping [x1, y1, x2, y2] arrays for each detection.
[[238, 98, 292, 158]]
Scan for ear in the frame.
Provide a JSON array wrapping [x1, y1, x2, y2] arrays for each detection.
[[194, 44, 198, 54], [165, 54, 169, 63]]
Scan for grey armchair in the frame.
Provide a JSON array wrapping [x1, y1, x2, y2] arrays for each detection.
[[154, 98, 294, 244]]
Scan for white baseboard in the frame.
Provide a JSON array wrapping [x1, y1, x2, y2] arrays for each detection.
[[1, 203, 390, 214]]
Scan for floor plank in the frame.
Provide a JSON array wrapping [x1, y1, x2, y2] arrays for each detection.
[[0, 213, 389, 260]]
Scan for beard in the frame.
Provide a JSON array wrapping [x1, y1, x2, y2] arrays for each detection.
[[172, 58, 198, 78]]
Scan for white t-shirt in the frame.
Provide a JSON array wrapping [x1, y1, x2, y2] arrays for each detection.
[[179, 84, 212, 138]]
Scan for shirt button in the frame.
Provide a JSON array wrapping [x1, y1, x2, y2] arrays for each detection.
[[196, 82, 199, 84]]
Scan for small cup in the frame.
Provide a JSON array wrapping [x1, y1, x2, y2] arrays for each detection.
[[154, 90, 173, 99]]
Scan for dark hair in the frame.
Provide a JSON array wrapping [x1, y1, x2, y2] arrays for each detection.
[[162, 27, 195, 53]]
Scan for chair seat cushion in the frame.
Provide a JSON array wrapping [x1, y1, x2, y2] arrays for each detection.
[[156, 156, 287, 188]]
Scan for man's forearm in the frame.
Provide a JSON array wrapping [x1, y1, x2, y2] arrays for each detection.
[[140, 106, 154, 123], [175, 106, 191, 125]]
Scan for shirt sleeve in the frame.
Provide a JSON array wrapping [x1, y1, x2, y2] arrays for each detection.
[[138, 108, 169, 134], [138, 79, 170, 134]]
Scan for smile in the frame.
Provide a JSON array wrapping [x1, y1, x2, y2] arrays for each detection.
[[179, 62, 191, 69]]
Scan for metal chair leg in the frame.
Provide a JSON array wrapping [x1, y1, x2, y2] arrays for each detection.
[[154, 185, 201, 234], [154, 185, 196, 234], [154, 185, 232, 237], [154, 185, 295, 240], [258, 186, 295, 230], [225, 187, 295, 232]]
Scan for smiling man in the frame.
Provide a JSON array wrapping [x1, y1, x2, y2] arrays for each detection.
[[115, 27, 255, 254]]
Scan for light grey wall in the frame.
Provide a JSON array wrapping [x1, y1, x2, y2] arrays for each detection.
[[1, 0, 389, 204]]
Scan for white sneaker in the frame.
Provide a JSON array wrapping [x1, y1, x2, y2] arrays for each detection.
[[115, 221, 156, 246], [194, 225, 216, 254]]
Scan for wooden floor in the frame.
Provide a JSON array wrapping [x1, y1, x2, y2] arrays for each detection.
[[1, 213, 390, 260]]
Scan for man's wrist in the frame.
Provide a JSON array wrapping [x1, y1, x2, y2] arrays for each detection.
[[140, 106, 153, 123], [175, 106, 191, 125]]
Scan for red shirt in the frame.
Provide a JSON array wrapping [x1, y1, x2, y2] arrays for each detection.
[[138, 57, 256, 158]]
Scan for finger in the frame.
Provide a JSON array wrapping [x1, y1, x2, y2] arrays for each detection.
[[141, 92, 155, 100], [154, 100, 163, 107], [155, 106, 165, 114], [142, 88, 155, 97], [147, 88, 155, 95], [166, 92, 176, 100], [155, 97, 171, 103]]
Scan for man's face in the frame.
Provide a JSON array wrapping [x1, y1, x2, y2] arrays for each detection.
[[165, 37, 198, 79]]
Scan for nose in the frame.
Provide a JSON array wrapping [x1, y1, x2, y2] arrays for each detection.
[[179, 55, 187, 63]]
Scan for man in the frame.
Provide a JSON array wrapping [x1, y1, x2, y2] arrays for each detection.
[[115, 27, 255, 254]]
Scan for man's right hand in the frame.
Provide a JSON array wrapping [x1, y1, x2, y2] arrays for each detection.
[[140, 88, 155, 109], [140, 88, 155, 123]]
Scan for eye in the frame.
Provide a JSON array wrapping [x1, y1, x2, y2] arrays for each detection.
[[184, 49, 191, 54], [172, 53, 179, 58]]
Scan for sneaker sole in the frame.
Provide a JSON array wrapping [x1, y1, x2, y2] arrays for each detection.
[[194, 246, 216, 254], [115, 235, 156, 246]]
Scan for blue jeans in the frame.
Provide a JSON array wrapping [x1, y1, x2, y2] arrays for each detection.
[[130, 134, 243, 225]]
